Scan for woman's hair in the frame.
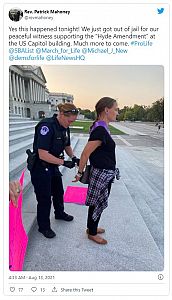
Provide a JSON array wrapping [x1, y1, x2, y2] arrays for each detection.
[[90, 97, 117, 130], [57, 103, 78, 115], [95, 97, 116, 116]]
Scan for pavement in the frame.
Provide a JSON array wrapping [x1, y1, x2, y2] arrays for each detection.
[[23, 122, 164, 271], [110, 121, 164, 140]]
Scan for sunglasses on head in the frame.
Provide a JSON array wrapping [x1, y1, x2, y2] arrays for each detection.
[[63, 109, 79, 115]]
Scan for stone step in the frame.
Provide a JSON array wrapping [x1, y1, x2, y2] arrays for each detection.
[[11, 168, 32, 195], [117, 156, 163, 223], [9, 152, 27, 179], [9, 124, 36, 136], [9, 131, 34, 146], [24, 141, 164, 272], [23, 170, 33, 195], [117, 147, 164, 207], [117, 147, 164, 255], [9, 113, 23, 118], [9, 138, 33, 159], [22, 186, 37, 235], [9, 121, 38, 128], [9, 116, 32, 121]]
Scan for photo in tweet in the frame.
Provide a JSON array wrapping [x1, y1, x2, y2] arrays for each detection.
[[9, 64, 164, 273], [3, 1, 170, 297]]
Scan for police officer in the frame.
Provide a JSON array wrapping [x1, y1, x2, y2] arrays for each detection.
[[30, 103, 79, 238]]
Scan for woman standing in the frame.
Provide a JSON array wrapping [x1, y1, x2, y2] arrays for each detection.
[[73, 97, 119, 244]]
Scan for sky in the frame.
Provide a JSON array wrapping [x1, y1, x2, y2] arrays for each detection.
[[41, 65, 164, 110]]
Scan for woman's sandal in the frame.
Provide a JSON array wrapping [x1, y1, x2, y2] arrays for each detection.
[[88, 234, 107, 245], [86, 228, 105, 234]]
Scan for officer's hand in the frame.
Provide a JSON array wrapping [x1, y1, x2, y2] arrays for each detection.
[[72, 156, 80, 166], [63, 160, 75, 169]]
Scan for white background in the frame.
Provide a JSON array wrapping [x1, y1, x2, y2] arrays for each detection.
[[0, 0, 171, 299]]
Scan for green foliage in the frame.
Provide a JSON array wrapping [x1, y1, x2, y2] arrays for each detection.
[[118, 98, 164, 122], [146, 98, 164, 122], [79, 109, 95, 120], [78, 97, 164, 123]]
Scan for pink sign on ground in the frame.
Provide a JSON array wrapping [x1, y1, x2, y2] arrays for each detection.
[[64, 186, 88, 205], [9, 170, 28, 271]]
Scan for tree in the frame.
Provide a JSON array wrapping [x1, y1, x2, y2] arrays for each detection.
[[79, 109, 95, 120], [133, 104, 146, 121], [118, 106, 129, 121], [117, 98, 164, 122], [124, 109, 135, 121], [146, 98, 164, 122]]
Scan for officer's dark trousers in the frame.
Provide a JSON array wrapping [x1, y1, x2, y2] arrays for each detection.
[[31, 163, 64, 231], [87, 180, 112, 235]]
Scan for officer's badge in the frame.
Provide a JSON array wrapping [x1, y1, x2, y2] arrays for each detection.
[[40, 126, 49, 135]]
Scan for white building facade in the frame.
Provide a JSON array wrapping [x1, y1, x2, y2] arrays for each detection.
[[9, 65, 51, 119], [48, 92, 74, 113]]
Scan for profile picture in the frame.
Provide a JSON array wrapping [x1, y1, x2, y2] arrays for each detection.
[[9, 8, 23, 22]]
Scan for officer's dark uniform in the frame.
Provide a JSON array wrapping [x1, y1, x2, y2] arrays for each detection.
[[31, 114, 72, 233]]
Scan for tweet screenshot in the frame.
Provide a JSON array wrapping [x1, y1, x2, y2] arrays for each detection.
[[2, 0, 171, 298]]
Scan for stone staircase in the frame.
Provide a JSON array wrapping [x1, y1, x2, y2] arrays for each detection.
[[116, 146, 164, 257], [24, 139, 164, 271], [9, 114, 79, 235]]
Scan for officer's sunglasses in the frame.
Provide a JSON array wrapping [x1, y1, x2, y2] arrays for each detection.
[[63, 109, 79, 115]]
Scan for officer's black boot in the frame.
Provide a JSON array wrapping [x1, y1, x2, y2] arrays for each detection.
[[38, 228, 56, 238], [52, 175, 74, 221], [55, 212, 74, 222]]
